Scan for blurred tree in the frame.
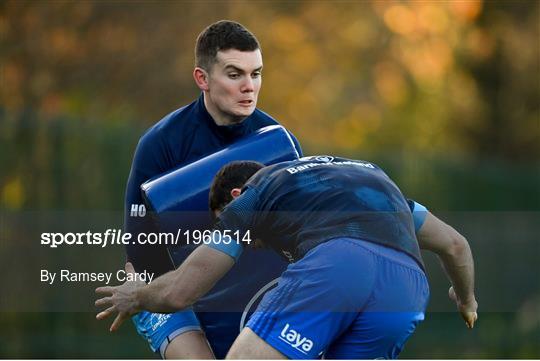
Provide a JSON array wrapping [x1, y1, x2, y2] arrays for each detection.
[[1, 0, 538, 162], [0, 1, 538, 357]]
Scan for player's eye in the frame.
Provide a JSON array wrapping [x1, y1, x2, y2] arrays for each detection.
[[228, 73, 240, 79], [252, 71, 262, 78]]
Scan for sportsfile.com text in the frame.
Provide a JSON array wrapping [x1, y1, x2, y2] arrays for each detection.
[[40, 229, 252, 248]]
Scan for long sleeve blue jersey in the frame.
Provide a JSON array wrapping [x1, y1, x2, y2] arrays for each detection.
[[124, 94, 302, 356]]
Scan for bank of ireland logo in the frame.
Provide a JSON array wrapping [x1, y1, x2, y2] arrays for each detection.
[[315, 156, 334, 162], [278, 323, 314, 354], [299, 155, 334, 163]]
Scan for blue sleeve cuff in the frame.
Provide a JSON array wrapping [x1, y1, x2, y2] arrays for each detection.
[[412, 201, 428, 232], [206, 232, 244, 262]]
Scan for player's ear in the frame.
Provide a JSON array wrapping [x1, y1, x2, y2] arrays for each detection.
[[193, 67, 209, 91], [230, 188, 242, 199]]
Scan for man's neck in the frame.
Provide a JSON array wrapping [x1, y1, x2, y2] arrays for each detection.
[[203, 93, 245, 126]]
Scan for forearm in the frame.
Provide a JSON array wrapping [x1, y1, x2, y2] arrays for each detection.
[[418, 212, 476, 302], [136, 269, 187, 313], [417, 212, 477, 327], [135, 245, 234, 313], [437, 236, 475, 303]]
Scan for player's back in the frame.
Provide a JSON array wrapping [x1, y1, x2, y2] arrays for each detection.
[[240, 156, 423, 268]]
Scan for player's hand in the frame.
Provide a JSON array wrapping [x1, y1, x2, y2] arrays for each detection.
[[95, 262, 145, 332], [448, 286, 478, 329]]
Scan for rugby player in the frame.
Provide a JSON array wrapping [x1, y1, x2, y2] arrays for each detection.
[[123, 20, 301, 358], [98, 156, 477, 359]]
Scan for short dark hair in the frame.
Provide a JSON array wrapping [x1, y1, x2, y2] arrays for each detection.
[[209, 161, 265, 213], [195, 20, 261, 71]]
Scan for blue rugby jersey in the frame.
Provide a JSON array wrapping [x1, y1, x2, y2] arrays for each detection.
[[124, 93, 302, 356], [125, 93, 301, 273], [215, 155, 425, 270]]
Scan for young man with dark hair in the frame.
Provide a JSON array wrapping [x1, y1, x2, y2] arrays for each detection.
[[98, 156, 477, 359], [123, 20, 301, 359]]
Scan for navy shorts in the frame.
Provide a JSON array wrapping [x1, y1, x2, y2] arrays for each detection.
[[246, 238, 430, 359]]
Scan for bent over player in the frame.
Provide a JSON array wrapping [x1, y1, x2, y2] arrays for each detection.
[[100, 156, 477, 359]]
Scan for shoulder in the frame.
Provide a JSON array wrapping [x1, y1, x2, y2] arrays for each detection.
[[138, 100, 199, 148], [131, 102, 195, 168], [150, 101, 199, 136]]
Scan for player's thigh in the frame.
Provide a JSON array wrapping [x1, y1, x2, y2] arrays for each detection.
[[325, 311, 425, 359], [165, 330, 214, 359], [325, 245, 430, 359], [226, 327, 287, 359]]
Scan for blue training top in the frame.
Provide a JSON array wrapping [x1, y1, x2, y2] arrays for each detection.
[[124, 94, 302, 357], [215, 155, 425, 270], [125, 93, 301, 275]]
